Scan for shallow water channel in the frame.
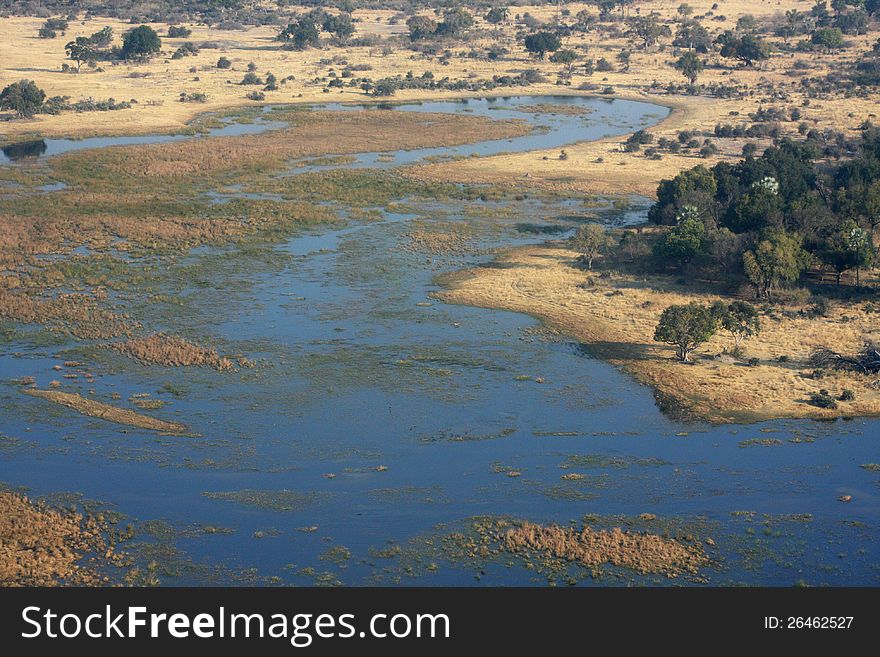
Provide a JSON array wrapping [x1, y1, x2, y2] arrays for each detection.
[[1, 96, 877, 586]]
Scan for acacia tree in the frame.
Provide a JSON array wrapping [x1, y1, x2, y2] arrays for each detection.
[[65, 37, 97, 72], [524, 31, 561, 59], [0, 80, 45, 118], [628, 15, 672, 51], [674, 51, 704, 85], [572, 223, 614, 270], [654, 303, 719, 362], [742, 230, 810, 300]]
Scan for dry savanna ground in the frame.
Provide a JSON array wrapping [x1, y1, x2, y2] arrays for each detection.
[[1, 2, 879, 195], [437, 243, 880, 423]]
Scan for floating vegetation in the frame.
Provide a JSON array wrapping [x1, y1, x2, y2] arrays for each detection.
[[562, 454, 670, 469], [738, 438, 785, 448], [418, 427, 516, 443], [201, 489, 327, 512], [860, 463, 880, 472]]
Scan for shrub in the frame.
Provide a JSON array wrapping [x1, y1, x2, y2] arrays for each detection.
[[167, 26, 192, 38], [839, 389, 856, 402], [217, 57, 232, 69], [809, 389, 838, 409], [245, 91, 266, 101]]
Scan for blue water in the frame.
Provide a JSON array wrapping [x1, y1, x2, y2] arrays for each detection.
[[0, 96, 877, 586]]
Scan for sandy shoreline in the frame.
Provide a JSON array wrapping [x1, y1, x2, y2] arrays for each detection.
[[436, 243, 880, 424]]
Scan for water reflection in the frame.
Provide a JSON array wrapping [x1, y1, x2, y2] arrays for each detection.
[[2, 139, 47, 160]]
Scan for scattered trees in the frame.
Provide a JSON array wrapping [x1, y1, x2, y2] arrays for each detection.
[[38, 18, 68, 39]]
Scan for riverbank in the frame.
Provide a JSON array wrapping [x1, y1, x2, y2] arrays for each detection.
[[436, 243, 880, 424]]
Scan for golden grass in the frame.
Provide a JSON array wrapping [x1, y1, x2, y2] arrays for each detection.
[[500, 520, 707, 576], [23, 388, 191, 434], [437, 244, 880, 423], [2, 2, 876, 197]]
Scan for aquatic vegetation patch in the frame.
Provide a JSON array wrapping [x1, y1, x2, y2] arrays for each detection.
[[201, 489, 327, 512]]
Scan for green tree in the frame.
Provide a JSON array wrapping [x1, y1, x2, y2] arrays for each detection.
[[653, 212, 707, 269], [817, 219, 875, 285], [406, 15, 437, 41], [654, 303, 719, 362], [742, 230, 810, 300], [811, 27, 845, 50], [550, 49, 580, 74], [674, 51, 704, 85], [572, 223, 614, 270], [524, 32, 562, 59], [716, 31, 771, 67], [436, 8, 474, 36], [714, 301, 761, 349], [122, 25, 162, 61], [0, 80, 46, 118], [323, 14, 355, 41], [65, 37, 97, 72], [279, 19, 321, 49], [485, 7, 509, 25], [628, 15, 672, 51], [88, 26, 114, 48]]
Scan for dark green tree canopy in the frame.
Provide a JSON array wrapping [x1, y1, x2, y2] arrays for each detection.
[[0, 80, 46, 118], [524, 31, 562, 59], [122, 25, 162, 61], [654, 303, 719, 362]]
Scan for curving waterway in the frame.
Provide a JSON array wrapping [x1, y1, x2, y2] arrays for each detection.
[[1, 96, 877, 586]]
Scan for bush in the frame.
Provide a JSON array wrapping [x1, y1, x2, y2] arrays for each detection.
[[241, 72, 262, 85], [839, 389, 856, 402], [809, 389, 838, 409], [217, 57, 232, 69], [245, 91, 265, 101], [167, 26, 192, 38]]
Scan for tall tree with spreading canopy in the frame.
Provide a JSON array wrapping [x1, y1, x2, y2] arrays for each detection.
[[654, 303, 719, 362], [524, 32, 562, 59], [122, 25, 161, 61]]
